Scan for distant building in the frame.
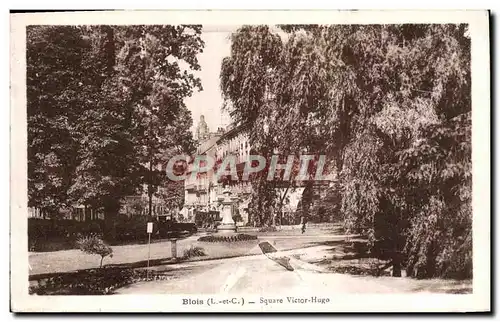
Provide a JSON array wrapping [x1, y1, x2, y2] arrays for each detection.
[[182, 115, 225, 223], [183, 115, 317, 226], [27, 205, 104, 221]]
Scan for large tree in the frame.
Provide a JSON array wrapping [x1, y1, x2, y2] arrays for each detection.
[[220, 26, 338, 226], [111, 26, 200, 220], [220, 24, 471, 279], [220, 26, 283, 226], [334, 24, 471, 278], [27, 26, 87, 217], [27, 25, 202, 239]]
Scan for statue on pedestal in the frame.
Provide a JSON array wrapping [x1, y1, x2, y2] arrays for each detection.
[[217, 187, 237, 233]]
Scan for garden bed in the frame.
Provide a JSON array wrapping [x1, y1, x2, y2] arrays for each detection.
[[197, 233, 258, 243], [29, 267, 174, 295]]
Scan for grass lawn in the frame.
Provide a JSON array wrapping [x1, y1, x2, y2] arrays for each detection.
[[29, 228, 342, 277]]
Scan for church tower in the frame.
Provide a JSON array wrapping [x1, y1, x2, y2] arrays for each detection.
[[196, 115, 210, 141]]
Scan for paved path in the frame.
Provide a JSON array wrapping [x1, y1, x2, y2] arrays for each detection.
[[260, 235, 355, 239], [116, 245, 397, 294], [115, 243, 472, 295]]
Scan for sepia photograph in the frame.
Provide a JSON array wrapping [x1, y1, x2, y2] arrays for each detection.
[[10, 10, 490, 312]]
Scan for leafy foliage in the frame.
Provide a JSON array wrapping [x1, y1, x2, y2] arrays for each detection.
[[27, 26, 202, 237], [76, 235, 113, 268], [220, 24, 471, 279], [182, 246, 206, 258], [29, 268, 171, 295], [28, 218, 104, 252], [258, 226, 277, 232], [27, 26, 85, 215], [114, 215, 156, 242], [158, 176, 186, 215]]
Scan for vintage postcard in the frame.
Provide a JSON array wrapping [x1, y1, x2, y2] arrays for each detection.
[[10, 10, 490, 312]]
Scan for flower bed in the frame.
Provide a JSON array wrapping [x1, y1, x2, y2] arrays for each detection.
[[197, 234, 258, 243], [29, 267, 171, 295]]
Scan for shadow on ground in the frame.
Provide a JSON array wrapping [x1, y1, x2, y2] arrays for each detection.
[[107, 257, 178, 270], [296, 238, 395, 277]]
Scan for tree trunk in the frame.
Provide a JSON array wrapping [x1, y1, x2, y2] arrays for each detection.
[[148, 157, 153, 218], [392, 260, 402, 277], [392, 210, 403, 277], [392, 251, 402, 277], [148, 189, 153, 218], [103, 203, 119, 242], [100, 256, 104, 268], [278, 185, 290, 217], [301, 181, 314, 218]]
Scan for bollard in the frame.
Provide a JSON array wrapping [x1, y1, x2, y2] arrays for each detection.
[[171, 239, 177, 260]]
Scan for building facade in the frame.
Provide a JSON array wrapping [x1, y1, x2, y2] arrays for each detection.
[[182, 115, 309, 227]]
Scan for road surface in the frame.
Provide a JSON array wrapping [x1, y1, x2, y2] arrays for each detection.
[[116, 244, 400, 294], [116, 241, 472, 295]]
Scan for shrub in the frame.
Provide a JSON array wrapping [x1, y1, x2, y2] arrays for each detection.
[[115, 216, 157, 243], [76, 235, 113, 268], [198, 234, 258, 243], [328, 265, 391, 277], [28, 218, 105, 252], [157, 221, 197, 237], [258, 226, 277, 233], [183, 246, 206, 259]]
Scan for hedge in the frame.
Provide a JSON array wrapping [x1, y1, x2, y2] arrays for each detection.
[[28, 217, 198, 252]]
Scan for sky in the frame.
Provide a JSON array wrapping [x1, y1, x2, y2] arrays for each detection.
[[184, 26, 238, 135]]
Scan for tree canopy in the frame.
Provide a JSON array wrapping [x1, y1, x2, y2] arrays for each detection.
[[220, 24, 471, 279], [27, 25, 203, 235]]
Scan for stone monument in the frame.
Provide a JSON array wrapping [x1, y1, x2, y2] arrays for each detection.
[[217, 187, 237, 233]]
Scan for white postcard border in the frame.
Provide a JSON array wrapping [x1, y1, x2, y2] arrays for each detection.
[[10, 10, 490, 313]]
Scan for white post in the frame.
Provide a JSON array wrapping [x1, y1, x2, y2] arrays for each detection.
[[147, 233, 151, 268], [146, 222, 153, 279]]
